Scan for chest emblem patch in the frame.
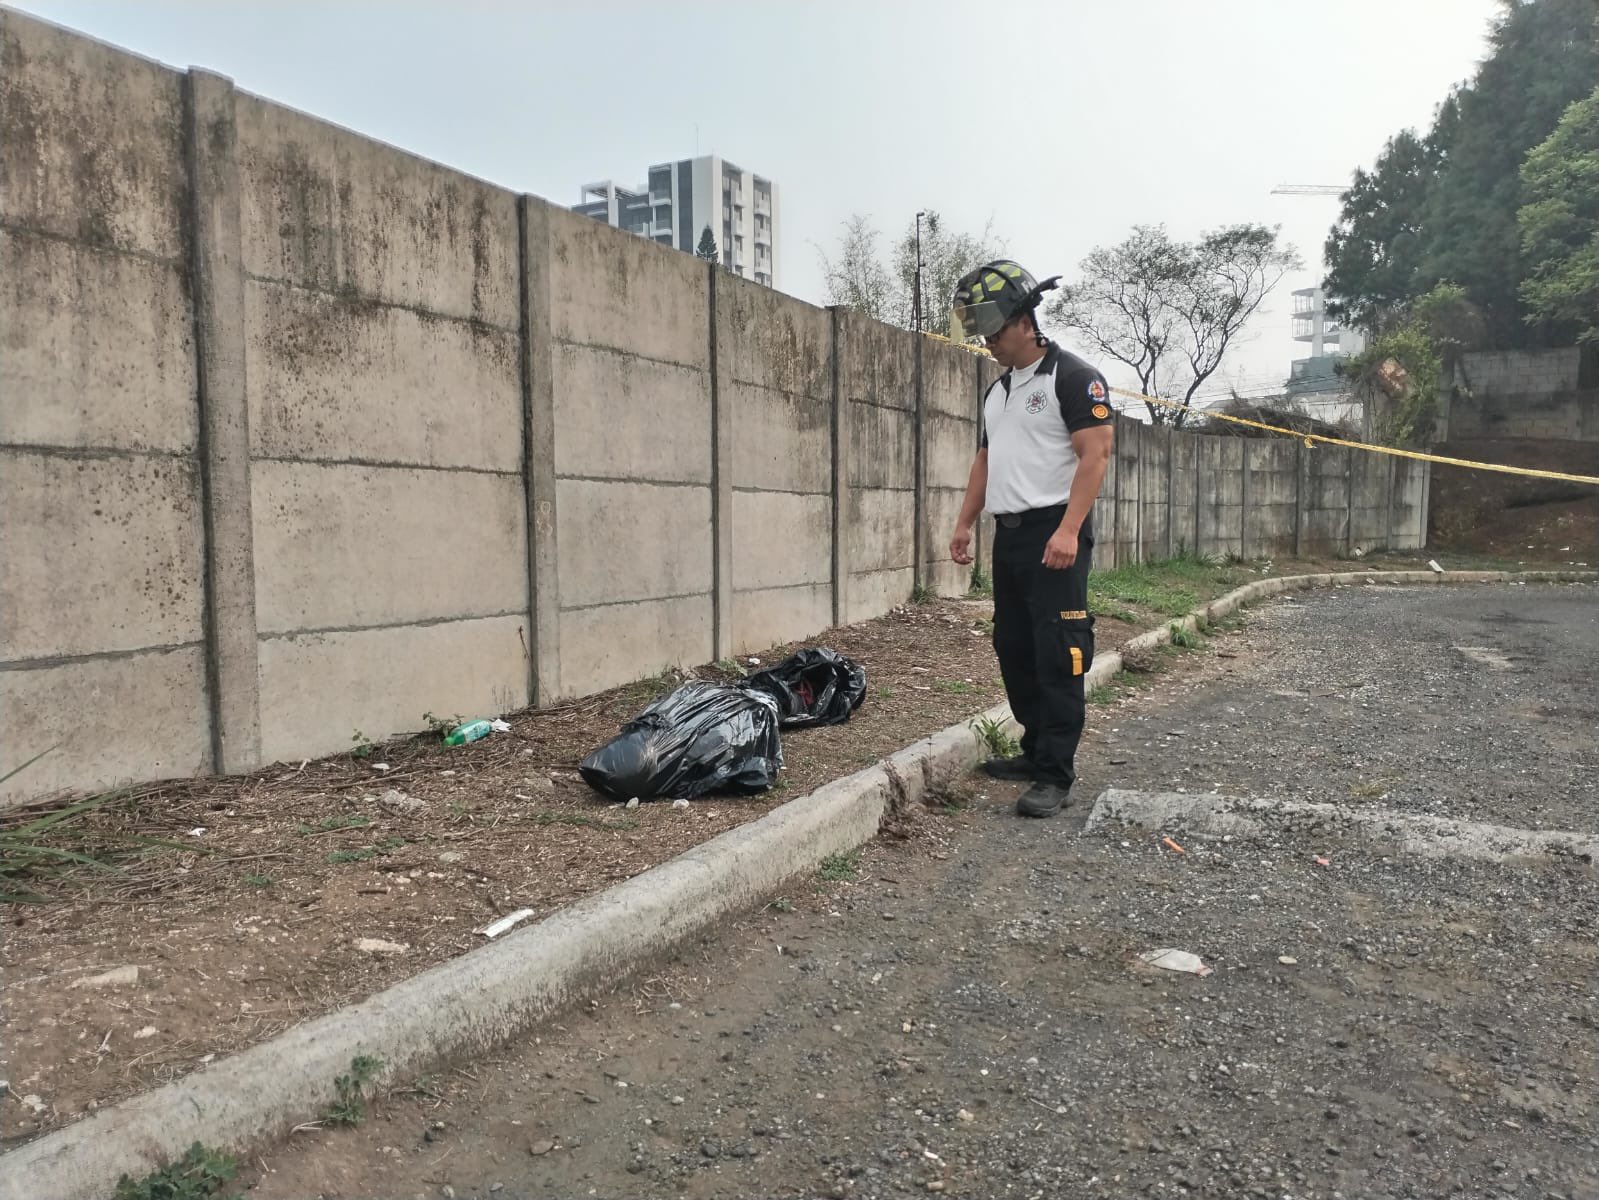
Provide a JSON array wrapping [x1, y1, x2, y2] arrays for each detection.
[[1024, 389, 1049, 414]]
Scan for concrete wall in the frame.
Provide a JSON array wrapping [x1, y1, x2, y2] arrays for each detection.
[[0, 8, 1429, 803], [1447, 348, 1599, 442], [0, 13, 212, 800]]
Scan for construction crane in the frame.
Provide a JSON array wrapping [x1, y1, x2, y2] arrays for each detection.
[[1271, 184, 1344, 196]]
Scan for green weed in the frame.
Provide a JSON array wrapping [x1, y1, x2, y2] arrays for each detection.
[[242, 874, 273, 889], [910, 583, 938, 605], [971, 716, 1021, 759], [938, 680, 977, 696], [967, 564, 993, 599], [1168, 622, 1206, 650], [349, 729, 375, 759], [817, 852, 860, 882], [324, 1055, 384, 1127], [113, 1142, 239, 1200]]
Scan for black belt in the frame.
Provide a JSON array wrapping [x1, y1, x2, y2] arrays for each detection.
[[995, 505, 1067, 529]]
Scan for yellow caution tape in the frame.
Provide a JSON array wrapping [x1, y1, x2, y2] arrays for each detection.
[[1108, 386, 1599, 486], [921, 329, 1599, 485]]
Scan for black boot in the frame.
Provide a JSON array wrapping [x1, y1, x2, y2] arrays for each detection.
[[1015, 782, 1070, 818], [982, 755, 1040, 781]]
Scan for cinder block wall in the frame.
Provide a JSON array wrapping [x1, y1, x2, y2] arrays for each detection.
[[1448, 348, 1596, 442], [0, 7, 1428, 804]]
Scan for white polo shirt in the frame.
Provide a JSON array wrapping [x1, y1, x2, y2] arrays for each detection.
[[982, 342, 1115, 514]]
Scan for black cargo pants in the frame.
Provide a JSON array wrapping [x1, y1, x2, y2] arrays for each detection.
[[990, 506, 1094, 789]]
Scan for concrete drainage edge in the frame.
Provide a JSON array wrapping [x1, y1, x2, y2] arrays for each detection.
[[6, 568, 1592, 1199]]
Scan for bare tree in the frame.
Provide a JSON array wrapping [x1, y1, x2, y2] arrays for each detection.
[[1044, 224, 1300, 427], [818, 210, 1002, 331], [817, 215, 894, 323]]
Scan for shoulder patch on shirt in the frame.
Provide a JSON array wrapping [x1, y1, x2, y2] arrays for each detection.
[[1091, 403, 1110, 420], [1088, 379, 1107, 402]]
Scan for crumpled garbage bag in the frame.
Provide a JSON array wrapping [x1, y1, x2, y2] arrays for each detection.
[[579, 681, 782, 801], [745, 648, 867, 728]]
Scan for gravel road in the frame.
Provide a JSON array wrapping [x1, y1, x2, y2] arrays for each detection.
[[242, 582, 1599, 1200]]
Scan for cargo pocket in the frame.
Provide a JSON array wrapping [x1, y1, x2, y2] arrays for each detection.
[[1055, 612, 1095, 678]]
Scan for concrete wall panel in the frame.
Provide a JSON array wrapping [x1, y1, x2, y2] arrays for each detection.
[[838, 312, 913, 410], [553, 344, 711, 484], [1197, 437, 1244, 557], [924, 487, 970, 596], [717, 274, 830, 400], [251, 461, 526, 635], [0, 231, 196, 453], [848, 402, 915, 491], [728, 382, 830, 494], [846, 568, 915, 626], [0, 648, 211, 804], [556, 479, 712, 609], [236, 94, 519, 326], [924, 340, 979, 421], [927, 412, 976, 493], [732, 490, 831, 591], [0, 450, 204, 662], [558, 597, 713, 698], [1139, 426, 1170, 560], [732, 585, 832, 656], [847, 488, 915, 575], [246, 279, 521, 471], [257, 615, 528, 764], [547, 204, 708, 368], [0, 9, 186, 258]]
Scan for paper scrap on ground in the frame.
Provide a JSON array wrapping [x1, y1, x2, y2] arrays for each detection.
[[480, 908, 536, 939], [1139, 948, 1213, 977]]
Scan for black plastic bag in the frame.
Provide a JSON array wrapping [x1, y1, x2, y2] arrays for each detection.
[[579, 681, 783, 802], [745, 648, 867, 729]]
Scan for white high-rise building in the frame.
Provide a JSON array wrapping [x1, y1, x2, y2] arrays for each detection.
[[575, 155, 779, 289]]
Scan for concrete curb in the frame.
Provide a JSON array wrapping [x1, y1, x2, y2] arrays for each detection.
[[1085, 788, 1599, 864], [5, 568, 1592, 1199], [0, 703, 1012, 1200]]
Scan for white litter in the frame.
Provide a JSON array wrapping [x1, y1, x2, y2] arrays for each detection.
[[1278, 956, 1299, 966], [489, 719, 512, 733], [188, 827, 207, 837], [354, 937, 408, 955], [626, 797, 640, 810], [71, 966, 140, 989], [1139, 949, 1213, 977], [371, 763, 391, 772], [671, 798, 690, 810], [1428, 559, 1444, 574], [479, 908, 536, 939]]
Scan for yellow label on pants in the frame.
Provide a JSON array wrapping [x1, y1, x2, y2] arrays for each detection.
[[1069, 647, 1084, 676]]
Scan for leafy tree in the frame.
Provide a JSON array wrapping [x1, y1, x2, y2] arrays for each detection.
[[695, 225, 720, 264], [1043, 224, 1300, 427], [1325, 0, 1599, 345], [1518, 84, 1599, 343]]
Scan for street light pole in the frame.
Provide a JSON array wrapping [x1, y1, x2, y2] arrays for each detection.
[[913, 210, 926, 335]]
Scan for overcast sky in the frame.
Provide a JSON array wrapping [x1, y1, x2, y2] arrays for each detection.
[[15, 0, 1503, 400]]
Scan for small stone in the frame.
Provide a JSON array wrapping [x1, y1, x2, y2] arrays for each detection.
[[489, 1185, 503, 1193], [355, 938, 408, 955], [20, 1095, 46, 1114], [957, 1109, 975, 1123], [529, 1139, 556, 1156], [701, 1139, 722, 1159], [71, 966, 139, 989], [379, 788, 426, 813], [672, 798, 690, 810], [133, 1026, 159, 1039], [928, 1182, 945, 1193], [440, 1188, 455, 1199], [626, 797, 640, 810], [1278, 956, 1298, 966], [672, 1095, 684, 1105], [438, 851, 464, 864]]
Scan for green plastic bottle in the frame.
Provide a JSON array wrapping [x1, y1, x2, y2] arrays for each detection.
[[444, 719, 493, 747]]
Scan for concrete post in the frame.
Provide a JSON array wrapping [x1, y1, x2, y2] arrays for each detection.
[[709, 267, 734, 659], [972, 355, 987, 580], [829, 308, 848, 627], [184, 69, 261, 775], [1345, 448, 1356, 555], [1134, 422, 1144, 565], [1192, 437, 1202, 557], [1165, 426, 1176, 559], [518, 197, 560, 705], [912, 335, 927, 592], [1384, 455, 1396, 553], [1239, 439, 1251, 559], [1111, 418, 1124, 569], [1293, 442, 1306, 558]]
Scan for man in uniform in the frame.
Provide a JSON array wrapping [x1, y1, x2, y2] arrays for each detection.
[[947, 260, 1115, 818]]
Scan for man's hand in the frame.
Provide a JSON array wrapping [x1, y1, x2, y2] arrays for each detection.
[[950, 525, 975, 566], [1042, 527, 1078, 570]]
